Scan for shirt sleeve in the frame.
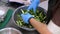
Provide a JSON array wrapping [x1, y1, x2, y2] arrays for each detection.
[[47, 20, 60, 34]]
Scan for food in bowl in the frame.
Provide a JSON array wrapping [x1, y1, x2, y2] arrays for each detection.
[[16, 9, 46, 28]]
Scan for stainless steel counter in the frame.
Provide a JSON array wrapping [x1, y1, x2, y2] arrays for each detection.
[[0, 1, 39, 34], [0, 0, 48, 34]]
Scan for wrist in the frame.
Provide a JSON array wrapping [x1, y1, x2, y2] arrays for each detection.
[[29, 18, 34, 23]]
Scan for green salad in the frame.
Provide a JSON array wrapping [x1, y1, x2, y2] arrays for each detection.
[[16, 9, 46, 28]]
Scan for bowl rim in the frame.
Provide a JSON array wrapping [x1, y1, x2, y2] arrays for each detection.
[[12, 5, 47, 31], [12, 5, 36, 31], [0, 27, 22, 34]]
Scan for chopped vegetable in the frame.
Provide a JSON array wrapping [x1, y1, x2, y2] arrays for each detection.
[[16, 9, 46, 28]]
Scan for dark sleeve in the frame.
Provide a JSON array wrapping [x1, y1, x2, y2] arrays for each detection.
[[47, 0, 60, 26], [52, 2, 60, 26], [46, 0, 57, 24]]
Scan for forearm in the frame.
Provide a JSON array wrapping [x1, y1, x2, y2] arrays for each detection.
[[30, 18, 52, 34]]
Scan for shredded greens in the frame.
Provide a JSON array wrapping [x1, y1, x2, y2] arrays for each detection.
[[16, 9, 46, 28]]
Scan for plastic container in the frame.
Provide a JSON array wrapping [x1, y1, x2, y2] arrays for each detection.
[[12, 5, 47, 31], [0, 28, 22, 34]]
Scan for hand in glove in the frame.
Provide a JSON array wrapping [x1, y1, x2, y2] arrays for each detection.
[[27, 0, 40, 13], [21, 13, 34, 24]]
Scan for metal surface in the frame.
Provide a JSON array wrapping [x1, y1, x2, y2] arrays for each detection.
[[1, 0, 8, 3], [12, 5, 46, 31], [0, 1, 39, 34], [6, 6, 46, 34], [9, 0, 31, 5], [0, 0, 48, 34], [0, 6, 8, 22], [6, 18, 39, 34], [0, 28, 22, 34]]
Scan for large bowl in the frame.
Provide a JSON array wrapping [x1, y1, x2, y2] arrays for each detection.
[[12, 5, 47, 31], [0, 27, 22, 34]]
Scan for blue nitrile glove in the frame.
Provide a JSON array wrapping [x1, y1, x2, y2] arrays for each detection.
[[21, 13, 34, 24], [27, 0, 40, 13]]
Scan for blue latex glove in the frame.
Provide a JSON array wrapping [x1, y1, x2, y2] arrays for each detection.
[[27, 0, 40, 13], [21, 13, 34, 24]]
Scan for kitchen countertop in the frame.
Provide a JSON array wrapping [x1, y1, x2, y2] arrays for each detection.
[[0, 0, 48, 34]]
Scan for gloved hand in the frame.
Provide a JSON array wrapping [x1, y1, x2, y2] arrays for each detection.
[[27, 0, 40, 13], [21, 13, 34, 24]]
